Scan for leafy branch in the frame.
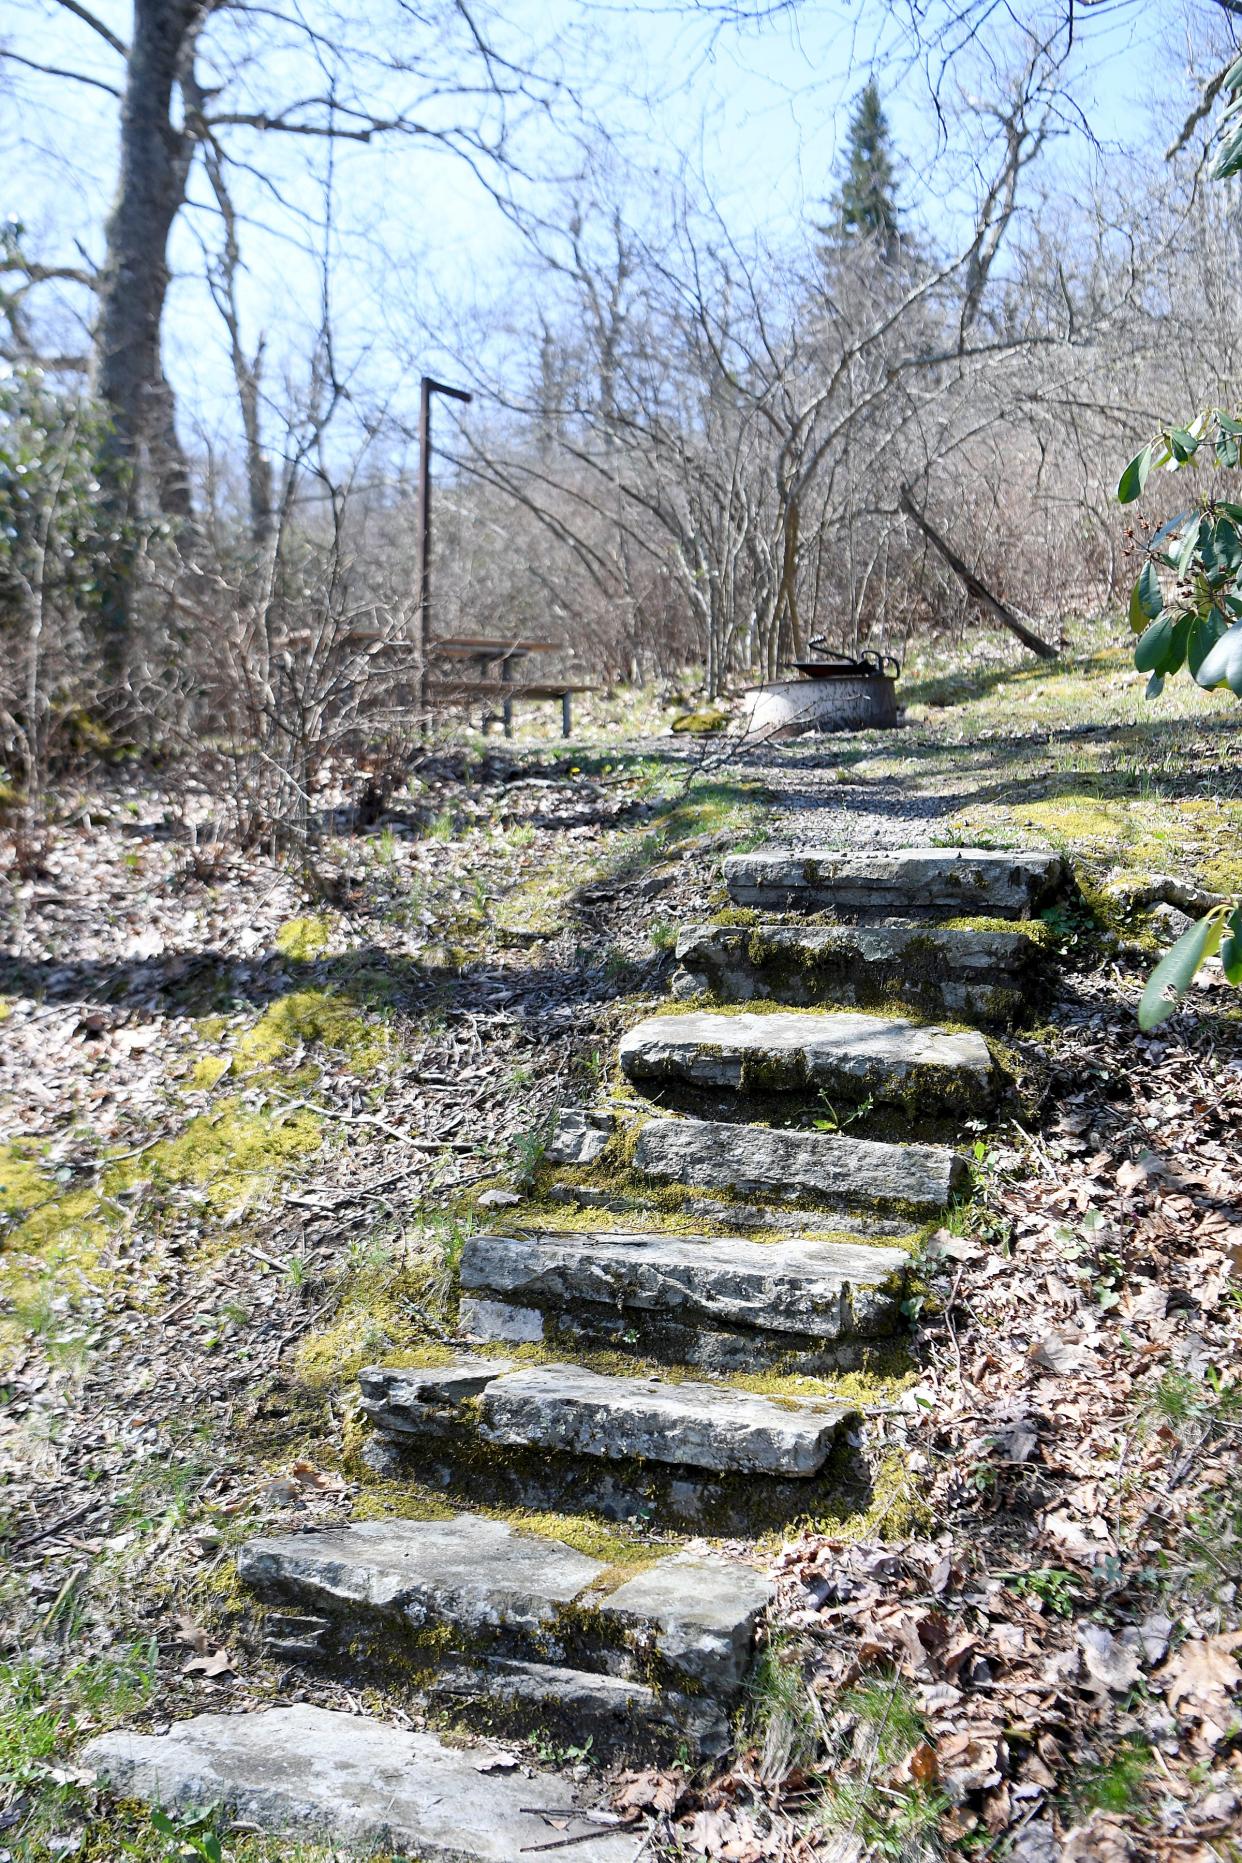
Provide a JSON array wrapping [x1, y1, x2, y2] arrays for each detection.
[[1116, 414, 1242, 1026]]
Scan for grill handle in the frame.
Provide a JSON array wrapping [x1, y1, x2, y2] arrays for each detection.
[[804, 639, 902, 680]]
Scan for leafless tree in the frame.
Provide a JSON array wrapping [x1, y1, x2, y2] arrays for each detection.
[[0, 0, 573, 672]]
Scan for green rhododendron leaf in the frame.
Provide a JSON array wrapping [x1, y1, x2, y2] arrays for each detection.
[[1139, 912, 1226, 1031], [1194, 618, 1242, 694]]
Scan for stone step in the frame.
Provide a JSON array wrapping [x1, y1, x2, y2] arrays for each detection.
[[459, 1228, 910, 1372], [358, 1358, 860, 1532], [618, 1009, 995, 1113], [426, 1655, 730, 1760], [632, 1114, 967, 1216], [545, 1180, 916, 1238], [724, 845, 1067, 919], [675, 920, 1046, 1023], [237, 1514, 769, 1706], [363, 1360, 852, 1476], [84, 1704, 635, 1862]]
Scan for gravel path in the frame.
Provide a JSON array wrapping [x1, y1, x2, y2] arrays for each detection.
[[726, 729, 971, 849]]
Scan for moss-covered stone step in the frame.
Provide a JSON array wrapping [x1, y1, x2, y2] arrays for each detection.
[[237, 1515, 768, 1759], [675, 921, 1047, 1023], [618, 1009, 995, 1114], [458, 1228, 909, 1373], [724, 845, 1067, 919], [84, 1704, 635, 1861], [425, 1655, 727, 1760], [358, 1358, 862, 1531], [545, 1179, 914, 1236], [632, 1114, 967, 1216], [363, 1360, 851, 1474]]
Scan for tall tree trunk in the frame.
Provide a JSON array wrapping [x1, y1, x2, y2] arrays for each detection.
[[91, 0, 208, 687]]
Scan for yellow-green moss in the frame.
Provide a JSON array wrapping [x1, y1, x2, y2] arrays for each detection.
[[138, 1100, 323, 1212], [0, 1141, 50, 1217], [186, 1054, 230, 1091], [1, 1100, 323, 1351], [958, 790, 1242, 898], [671, 705, 730, 736], [494, 1194, 924, 1253], [940, 915, 1052, 943], [341, 1416, 670, 1563], [234, 989, 389, 1073], [274, 914, 334, 961], [332, 1328, 911, 1407], [293, 1256, 447, 1390], [1201, 852, 1242, 896], [709, 905, 759, 928]]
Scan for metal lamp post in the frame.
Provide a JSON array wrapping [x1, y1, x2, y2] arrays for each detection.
[[417, 374, 473, 716]]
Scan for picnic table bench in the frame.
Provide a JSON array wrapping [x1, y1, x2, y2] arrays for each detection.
[[427, 637, 593, 737]]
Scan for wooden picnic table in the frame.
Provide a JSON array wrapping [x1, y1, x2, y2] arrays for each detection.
[[426, 636, 588, 737], [431, 637, 562, 659]]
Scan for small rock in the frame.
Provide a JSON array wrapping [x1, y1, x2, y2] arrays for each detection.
[[1150, 902, 1194, 940], [544, 1108, 612, 1167], [477, 1189, 522, 1211]]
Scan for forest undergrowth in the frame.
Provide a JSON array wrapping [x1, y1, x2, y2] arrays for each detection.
[[1, 628, 1240, 1862]]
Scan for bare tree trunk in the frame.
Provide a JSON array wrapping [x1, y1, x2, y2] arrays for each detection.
[[898, 487, 1059, 662], [91, 0, 209, 683]]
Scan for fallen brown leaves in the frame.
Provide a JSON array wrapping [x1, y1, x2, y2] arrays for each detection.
[[480, 800, 1240, 1860], [635, 970, 1242, 1859]]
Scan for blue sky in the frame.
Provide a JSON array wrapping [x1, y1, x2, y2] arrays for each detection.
[[0, 0, 1195, 462]]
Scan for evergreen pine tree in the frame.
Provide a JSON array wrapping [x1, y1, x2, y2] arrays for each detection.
[[832, 79, 900, 255]]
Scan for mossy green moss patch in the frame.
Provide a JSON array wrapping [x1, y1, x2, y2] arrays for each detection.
[[294, 1258, 445, 1391], [671, 705, 730, 735], [350, 1472, 670, 1568], [0, 1100, 324, 1357], [143, 1100, 322, 1212], [274, 914, 334, 961], [955, 790, 1242, 897], [0, 1140, 51, 1218], [233, 989, 390, 1073]]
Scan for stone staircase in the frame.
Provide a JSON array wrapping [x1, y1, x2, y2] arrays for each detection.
[[86, 843, 1067, 1859]]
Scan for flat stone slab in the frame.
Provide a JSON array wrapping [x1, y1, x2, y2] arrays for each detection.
[[476, 1363, 854, 1477], [238, 1515, 604, 1637], [675, 921, 1044, 1022], [633, 1115, 967, 1214], [361, 1360, 852, 1477], [237, 1513, 769, 1695], [619, 1009, 994, 1111], [600, 1551, 771, 1690], [84, 1704, 633, 1862], [725, 845, 1067, 919], [460, 1229, 909, 1340], [354, 1359, 516, 1439], [428, 1656, 730, 1759]]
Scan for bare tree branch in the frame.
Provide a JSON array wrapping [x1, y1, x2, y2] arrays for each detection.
[[52, 0, 129, 58]]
